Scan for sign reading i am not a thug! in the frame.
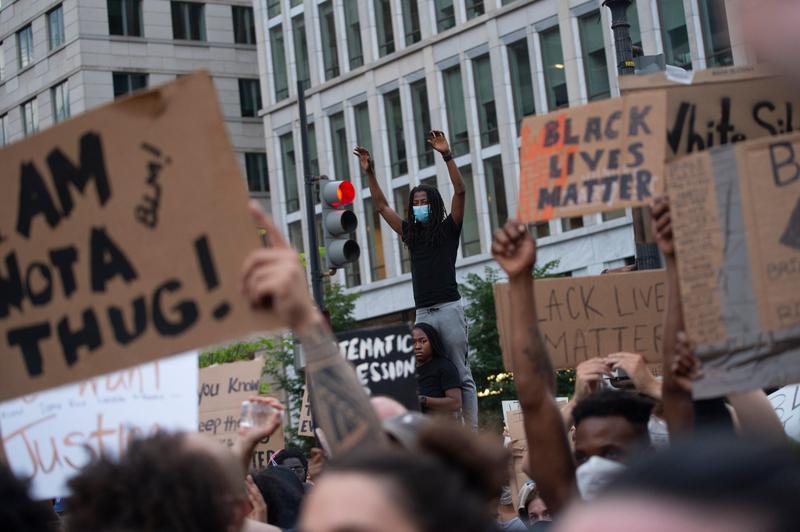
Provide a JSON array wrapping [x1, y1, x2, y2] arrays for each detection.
[[517, 91, 667, 222], [0, 72, 277, 402]]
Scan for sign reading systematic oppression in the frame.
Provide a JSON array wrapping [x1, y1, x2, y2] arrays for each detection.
[[198, 357, 284, 470], [667, 133, 800, 398], [494, 271, 666, 371], [518, 91, 667, 222], [0, 351, 198, 499], [337, 324, 418, 411], [0, 72, 274, 402]]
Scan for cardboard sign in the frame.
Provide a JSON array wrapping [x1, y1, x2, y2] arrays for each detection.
[[768, 384, 800, 442], [337, 324, 419, 411], [621, 66, 800, 160], [297, 386, 314, 438], [504, 405, 530, 510], [518, 91, 667, 222], [494, 270, 666, 371], [198, 357, 284, 470], [0, 351, 198, 499], [0, 72, 274, 402], [667, 133, 800, 398]]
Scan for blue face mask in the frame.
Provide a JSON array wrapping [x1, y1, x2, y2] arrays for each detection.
[[413, 204, 431, 223]]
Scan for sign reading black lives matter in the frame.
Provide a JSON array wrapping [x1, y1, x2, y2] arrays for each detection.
[[336, 324, 419, 411], [0, 72, 276, 401]]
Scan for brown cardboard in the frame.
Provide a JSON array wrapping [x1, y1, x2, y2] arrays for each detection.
[[505, 408, 530, 510], [298, 386, 314, 438], [0, 72, 276, 401], [518, 91, 667, 222], [667, 133, 800, 398], [494, 270, 667, 371], [198, 357, 285, 470]]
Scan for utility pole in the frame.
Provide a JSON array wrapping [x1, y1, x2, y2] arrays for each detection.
[[298, 82, 325, 309]]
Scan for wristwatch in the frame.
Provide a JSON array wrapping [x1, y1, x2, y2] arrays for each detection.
[[442, 152, 453, 163]]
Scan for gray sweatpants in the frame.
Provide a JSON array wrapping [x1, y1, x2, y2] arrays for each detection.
[[416, 300, 478, 430]]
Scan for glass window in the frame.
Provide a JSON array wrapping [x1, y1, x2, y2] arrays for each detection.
[[410, 79, 434, 168], [472, 54, 499, 147], [267, 0, 280, 18], [344, 216, 362, 287], [329, 112, 350, 181], [112, 72, 147, 97], [280, 133, 300, 213], [502, 0, 517, 4], [364, 198, 386, 280], [375, 0, 395, 57], [288, 221, 304, 253], [435, 0, 455, 32], [657, 0, 691, 69], [21, 99, 38, 137], [291, 0, 303, 6], [353, 102, 371, 189], [239, 79, 262, 117], [698, 0, 732, 67], [483, 156, 508, 233], [465, 0, 484, 20], [627, 3, 642, 50], [47, 5, 65, 50], [420, 175, 436, 188], [384, 90, 408, 177], [343, 0, 363, 69], [245, 152, 269, 193], [561, 217, 584, 231], [292, 15, 311, 90], [269, 26, 289, 101], [579, 12, 610, 101], [320, 1, 340, 79], [540, 27, 568, 110], [602, 209, 626, 222], [531, 222, 550, 239], [508, 39, 535, 134], [108, 0, 143, 37], [51, 81, 70, 124], [17, 25, 33, 69], [460, 165, 481, 257], [394, 185, 411, 273], [402, 1, 421, 46], [232, 6, 256, 45], [442, 66, 469, 157], [171, 2, 205, 41], [0, 114, 7, 147]]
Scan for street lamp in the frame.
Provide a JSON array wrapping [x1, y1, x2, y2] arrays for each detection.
[[603, 0, 635, 76]]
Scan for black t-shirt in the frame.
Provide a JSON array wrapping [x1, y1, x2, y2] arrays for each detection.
[[403, 214, 462, 308], [416, 356, 461, 401]]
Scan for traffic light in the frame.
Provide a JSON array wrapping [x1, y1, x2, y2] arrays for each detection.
[[320, 176, 360, 270]]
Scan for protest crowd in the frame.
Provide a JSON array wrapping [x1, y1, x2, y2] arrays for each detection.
[[2, 1, 800, 531]]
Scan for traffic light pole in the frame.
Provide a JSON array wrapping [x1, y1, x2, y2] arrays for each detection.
[[298, 82, 325, 309]]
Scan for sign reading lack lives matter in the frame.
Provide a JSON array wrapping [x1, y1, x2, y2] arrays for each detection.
[[494, 270, 666, 371], [0, 351, 198, 499], [198, 357, 284, 470], [518, 91, 666, 222], [667, 133, 800, 398], [0, 72, 275, 402], [337, 324, 418, 411]]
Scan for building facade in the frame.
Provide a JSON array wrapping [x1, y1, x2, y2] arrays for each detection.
[[253, 0, 750, 323], [0, 0, 270, 209]]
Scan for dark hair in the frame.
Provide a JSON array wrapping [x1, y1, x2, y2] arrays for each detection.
[[572, 389, 653, 437], [253, 465, 305, 528], [274, 447, 309, 472], [604, 437, 800, 532], [66, 432, 243, 532], [0, 465, 53, 532], [413, 322, 447, 359], [404, 185, 448, 251], [325, 422, 508, 532]]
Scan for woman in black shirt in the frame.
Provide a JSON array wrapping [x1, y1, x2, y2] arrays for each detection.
[[413, 322, 462, 415]]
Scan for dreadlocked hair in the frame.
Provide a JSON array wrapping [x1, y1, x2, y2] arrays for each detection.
[[404, 185, 448, 251]]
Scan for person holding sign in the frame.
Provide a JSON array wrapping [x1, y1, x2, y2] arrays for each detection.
[[413, 323, 462, 416], [354, 132, 478, 430]]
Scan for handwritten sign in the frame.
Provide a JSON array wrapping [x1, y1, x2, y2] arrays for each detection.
[[768, 385, 800, 442], [198, 357, 284, 470], [494, 271, 666, 371], [336, 324, 419, 411], [620, 66, 800, 160], [667, 133, 800, 398], [0, 72, 275, 402], [0, 351, 198, 499], [298, 386, 314, 438], [518, 92, 667, 222]]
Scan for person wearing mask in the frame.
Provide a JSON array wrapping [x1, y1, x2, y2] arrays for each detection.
[[413, 323, 462, 415], [353, 132, 478, 430]]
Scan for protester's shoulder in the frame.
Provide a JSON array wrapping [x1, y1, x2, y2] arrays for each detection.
[[443, 214, 461, 236]]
